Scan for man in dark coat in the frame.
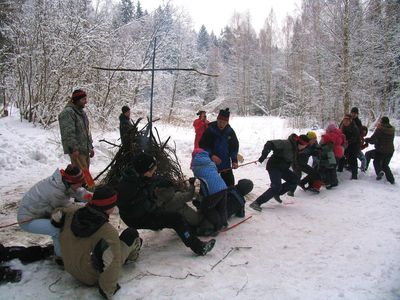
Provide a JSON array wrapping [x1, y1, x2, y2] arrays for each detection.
[[365, 116, 395, 184], [119, 106, 133, 146], [249, 134, 307, 212], [338, 114, 360, 179], [117, 152, 216, 256], [199, 108, 239, 186]]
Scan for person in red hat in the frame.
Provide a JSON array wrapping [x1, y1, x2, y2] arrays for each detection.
[[17, 165, 90, 258], [193, 110, 209, 149], [52, 185, 142, 299], [58, 89, 94, 169], [199, 108, 239, 186]]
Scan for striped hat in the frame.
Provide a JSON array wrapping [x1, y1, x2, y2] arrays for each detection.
[[71, 89, 87, 102], [88, 185, 117, 211], [61, 165, 85, 185]]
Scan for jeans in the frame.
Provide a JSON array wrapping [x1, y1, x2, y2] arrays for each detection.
[[20, 219, 61, 256], [255, 167, 298, 205]]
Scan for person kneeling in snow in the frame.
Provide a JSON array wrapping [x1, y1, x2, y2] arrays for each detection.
[[117, 152, 215, 256], [191, 148, 228, 235], [17, 165, 91, 260], [51, 185, 142, 299]]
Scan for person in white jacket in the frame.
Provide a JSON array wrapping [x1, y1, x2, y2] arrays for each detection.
[[17, 165, 89, 258]]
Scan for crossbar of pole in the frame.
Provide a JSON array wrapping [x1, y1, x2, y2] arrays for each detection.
[[92, 66, 219, 77]]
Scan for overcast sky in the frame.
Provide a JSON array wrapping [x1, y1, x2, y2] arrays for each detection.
[[143, 0, 301, 33]]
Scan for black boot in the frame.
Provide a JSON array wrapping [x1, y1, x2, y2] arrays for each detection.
[[0, 266, 22, 283]]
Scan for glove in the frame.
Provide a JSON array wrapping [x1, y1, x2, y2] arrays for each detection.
[[188, 177, 196, 185], [99, 283, 121, 299], [258, 156, 265, 163]]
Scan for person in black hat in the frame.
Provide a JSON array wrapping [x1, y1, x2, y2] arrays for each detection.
[[52, 185, 142, 299], [199, 108, 239, 186], [117, 152, 216, 256], [249, 134, 305, 212], [364, 116, 395, 184], [119, 105, 134, 146], [338, 114, 361, 179]]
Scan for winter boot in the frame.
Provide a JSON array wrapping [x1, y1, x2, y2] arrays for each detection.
[[197, 239, 216, 256], [287, 191, 294, 197], [273, 195, 282, 203], [249, 201, 262, 212], [0, 266, 22, 283], [308, 187, 320, 194], [376, 171, 384, 181]]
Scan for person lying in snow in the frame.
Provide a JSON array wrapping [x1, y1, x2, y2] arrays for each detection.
[[51, 185, 142, 299], [17, 165, 92, 260], [0, 243, 54, 283], [117, 152, 215, 256]]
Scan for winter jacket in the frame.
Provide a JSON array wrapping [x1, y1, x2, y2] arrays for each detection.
[[259, 138, 297, 171], [199, 121, 239, 170], [55, 206, 121, 299], [193, 118, 209, 149], [17, 169, 74, 223], [321, 128, 346, 158], [154, 185, 203, 226], [58, 101, 93, 155], [353, 117, 362, 131], [191, 150, 227, 196], [341, 122, 360, 150], [119, 114, 133, 146], [366, 124, 395, 154], [117, 167, 157, 221]]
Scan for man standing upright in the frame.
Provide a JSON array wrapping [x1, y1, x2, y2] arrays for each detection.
[[199, 108, 239, 186], [59, 89, 94, 169]]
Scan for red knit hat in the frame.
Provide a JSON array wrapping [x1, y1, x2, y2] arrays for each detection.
[[71, 89, 87, 103], [60, 165, 85, 185], [87, 185, 117, 211], [217, 108, 230, 121]]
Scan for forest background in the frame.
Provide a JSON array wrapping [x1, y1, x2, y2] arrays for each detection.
[[0, 0, 399, 129]]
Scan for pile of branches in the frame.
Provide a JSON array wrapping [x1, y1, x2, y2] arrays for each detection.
[[96, 118, 185, 187]]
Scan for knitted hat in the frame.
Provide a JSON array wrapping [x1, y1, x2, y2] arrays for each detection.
[[196, 110, 206, 116], [217, 108, 230, 121], [381, 116, 389, 124], [297, 134, 310, 145], [235, 179, 254, 196], [133, 152, 157, 174], [71, 89, 87, 103], [350, 107, 359, 114], [326, 123, 337, 133], [307, 131, 317, 140], [88, 185, 117, 210], [122, 106, 130, 114], [61, 164, 85, 185], [343, 114, 352, 121]]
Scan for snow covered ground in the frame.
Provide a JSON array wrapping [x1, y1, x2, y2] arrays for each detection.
[[1, 113, 400, 300]]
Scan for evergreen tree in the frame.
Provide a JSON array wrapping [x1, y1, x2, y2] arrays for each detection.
[[121, 0, 134, 24]]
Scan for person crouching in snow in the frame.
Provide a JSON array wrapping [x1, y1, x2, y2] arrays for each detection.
[[249, 134, 307, 212], [17, 165, 91, 260], [191, 148, 228, 235], [51, 185, 142, 299]]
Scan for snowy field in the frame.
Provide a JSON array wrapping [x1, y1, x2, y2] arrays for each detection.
[[1, 113, 400, 300]]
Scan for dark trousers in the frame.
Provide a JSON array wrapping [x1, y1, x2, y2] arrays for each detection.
[[338, 146, 359, 178], [365, 149, 376, 170], [201, 190, 228, 231], [373, 151, 394, 183], [121, 212, 204, 253], [220, 169, 235, 187], [256, 167, 299, 205], [293, 164, 320, 191]]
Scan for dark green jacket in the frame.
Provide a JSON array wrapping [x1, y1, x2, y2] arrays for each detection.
[[367, 124, 395, 154], [58, 101, 93, 155]]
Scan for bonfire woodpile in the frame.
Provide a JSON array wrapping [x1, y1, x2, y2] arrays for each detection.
[[96, 118, 186, 187]]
